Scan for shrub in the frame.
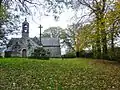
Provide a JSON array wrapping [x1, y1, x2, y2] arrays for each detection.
[[5, 51, 11, 58], [30, 47, 50, 60], [77, 50, 93, 58], [62, 51, 76, 58], [0, 56, 3, 58], [107, 47, 120, 61]]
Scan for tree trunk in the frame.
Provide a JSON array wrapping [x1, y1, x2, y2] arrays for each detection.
[[96, 39, 101, 59], [111, 33, 114, 53], [100, 13, 108, 59], [95, 17, 102, 59], [101, 30, 107, 59], [76, 52, 80, 57], [110, 24, 115, 60]]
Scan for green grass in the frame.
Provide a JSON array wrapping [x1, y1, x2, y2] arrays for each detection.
[[0, 58, 120, 90]]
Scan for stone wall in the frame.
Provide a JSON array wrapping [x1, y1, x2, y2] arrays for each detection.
[[44, 46, 61, 57]]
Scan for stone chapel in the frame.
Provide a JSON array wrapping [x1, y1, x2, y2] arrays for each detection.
[[6, 18, 61, 57]]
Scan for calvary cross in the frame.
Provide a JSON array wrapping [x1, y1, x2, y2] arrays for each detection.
[[38, 24, 43, 46]]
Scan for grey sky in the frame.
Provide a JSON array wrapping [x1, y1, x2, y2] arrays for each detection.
[[11, 8, 75, 38]]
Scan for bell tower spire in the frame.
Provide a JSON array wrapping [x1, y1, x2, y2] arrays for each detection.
[[22, 18, 29, 38]]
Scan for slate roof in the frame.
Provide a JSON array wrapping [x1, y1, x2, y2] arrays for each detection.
[[6, 47, 13, 51], [8, 38, 38, 47], [0, 48, 6, 52], [7, 37, 60, 51], [31, 37, 60, 47], [7, 37, 39, 51], [42, 38, 60, 46]]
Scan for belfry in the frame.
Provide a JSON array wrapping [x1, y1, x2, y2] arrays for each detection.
[[22, 18, 29, 38]]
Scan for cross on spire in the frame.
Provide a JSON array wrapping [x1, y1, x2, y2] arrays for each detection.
[[38, 24, 43, 46]]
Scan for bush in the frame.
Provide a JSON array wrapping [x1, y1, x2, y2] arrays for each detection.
[[76, 50, 93, 58], [77, 51, 85, 57], [62, 51, 76, 58], [107, 47, 120, 61], [5, 51, 11, 58], [30, 47, 50, 60], [0, 56, 3, 58]]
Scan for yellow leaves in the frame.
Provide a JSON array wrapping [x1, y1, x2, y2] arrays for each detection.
[[0, 5, 7, 20], [74, 24, 95, 52], [1, 58, 120, 89]]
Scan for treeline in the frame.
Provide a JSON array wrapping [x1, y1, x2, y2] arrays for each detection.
[[41, 0, 120, 60], [71, 1, 120, 60]]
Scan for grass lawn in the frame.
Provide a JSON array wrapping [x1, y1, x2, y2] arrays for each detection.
[[0, 58, 120, 90]]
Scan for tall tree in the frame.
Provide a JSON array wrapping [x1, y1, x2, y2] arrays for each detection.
[[105, 2, 120, 59], [70, 0, 113, 59], [44, 0, 120, 59], [42, 27, 63, 38], [0, 4, 7, 45], [0, 2, 21, 45]]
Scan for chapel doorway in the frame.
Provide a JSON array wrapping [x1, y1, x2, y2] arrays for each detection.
[[22, 49, 27, 57]]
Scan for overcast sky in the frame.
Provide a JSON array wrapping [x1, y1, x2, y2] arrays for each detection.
[[28, 9, 75, 37], [11, 8, 75, 38]]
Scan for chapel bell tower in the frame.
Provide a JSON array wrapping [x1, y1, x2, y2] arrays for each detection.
[[22, 18, 29, 38]]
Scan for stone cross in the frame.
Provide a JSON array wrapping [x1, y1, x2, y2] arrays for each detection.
[[38, 24, 43, 45]]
